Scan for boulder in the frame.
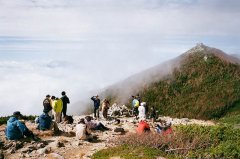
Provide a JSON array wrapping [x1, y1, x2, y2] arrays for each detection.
[[113, 127, 125, 133], [37, 146, 51, 155]]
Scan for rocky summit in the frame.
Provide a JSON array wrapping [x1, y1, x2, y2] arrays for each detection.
[[0, 107, 214, 159]]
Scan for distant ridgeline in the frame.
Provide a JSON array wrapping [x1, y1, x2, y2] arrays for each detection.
[[104, 44, 240, 120]]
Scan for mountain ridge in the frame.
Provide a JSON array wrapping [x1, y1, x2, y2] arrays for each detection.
[[101, 44, 240, 119]]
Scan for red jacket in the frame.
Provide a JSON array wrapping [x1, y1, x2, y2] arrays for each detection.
[[136, 121, 150, 134]]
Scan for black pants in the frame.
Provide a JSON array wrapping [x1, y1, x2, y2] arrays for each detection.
[[62, 106, 67, 118], [94, 107, 99, 118]]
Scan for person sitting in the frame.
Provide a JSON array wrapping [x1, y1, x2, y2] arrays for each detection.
[[36, 110, 59, 132], [5, 111, 36, 140], [76, 118, 93, 141], [85, 116, 110, 131], [156, 122, 173, 135], [136, 120, 150, 134]]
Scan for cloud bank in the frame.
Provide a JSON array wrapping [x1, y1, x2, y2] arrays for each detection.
[[0, 0, 240, 116]]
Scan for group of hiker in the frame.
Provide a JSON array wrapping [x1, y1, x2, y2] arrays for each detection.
[[91, 95, 110, 120], [43, 91, 70, 123], [5, 91, 70, 140], [131, 95, 157, 122], [5, 92, 171, 142]]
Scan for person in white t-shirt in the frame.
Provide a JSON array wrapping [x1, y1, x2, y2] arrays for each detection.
[[76, 118, 92, 141]]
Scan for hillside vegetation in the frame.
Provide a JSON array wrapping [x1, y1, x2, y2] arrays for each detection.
[[136, 47, 240, 119]]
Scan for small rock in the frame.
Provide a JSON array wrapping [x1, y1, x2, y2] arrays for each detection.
[[37, 146, 51, 155], [6, 148, 15, 154], [55, 140, 65, 148], [113, 127, 125, 133], [37, 143, 45, 149]]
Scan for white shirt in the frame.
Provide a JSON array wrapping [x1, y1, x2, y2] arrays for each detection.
[[76, 123, 91, 140], [138, 105, 146, 120]]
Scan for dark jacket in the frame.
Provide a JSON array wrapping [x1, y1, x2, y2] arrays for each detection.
[[91, 96, 100, 109], [6, 117, 28, 140], [61, 95, 70, 109], [36, 113, 52, 130], [43, 98, 52, 112]]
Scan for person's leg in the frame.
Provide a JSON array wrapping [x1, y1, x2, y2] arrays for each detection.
[[98, 122, 109, 130], [103, 110, 106, 119], [62, 106, 67, 118], [97, 108, 100, 119], [94, 107, 97, 118], [50, 121, 59, 132], [57, 112, 61, 123]]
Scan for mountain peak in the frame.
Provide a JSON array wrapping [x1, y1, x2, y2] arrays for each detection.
[[186, 43, 213, 55]]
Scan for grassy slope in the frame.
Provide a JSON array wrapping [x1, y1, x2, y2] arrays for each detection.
[[139, 52, 240, 119], [93, 124, 240, 159]]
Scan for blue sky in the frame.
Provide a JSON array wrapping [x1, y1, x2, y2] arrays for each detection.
[[0, 0, 240, 116]]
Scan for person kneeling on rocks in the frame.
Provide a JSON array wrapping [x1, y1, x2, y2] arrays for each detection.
[[36, 110, 59, 132], [5, 111, 36, 140], [136, 120, 150, 134], [76, 118, 93, 141], [85, 116, 110, 131]]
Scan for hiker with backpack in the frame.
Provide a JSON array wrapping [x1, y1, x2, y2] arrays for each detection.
[[132, 96, 139, 119], [136, 120, 151, 134], [36, 110, 59, 132], [5, 111, 36, 140], [101, 99, 110, 120], [61, 91, 70, 119], [43, 94, 52, 117], [91, 95, 100, 119]]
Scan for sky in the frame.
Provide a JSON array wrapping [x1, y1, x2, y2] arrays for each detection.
[[0, 0, 240, 116]]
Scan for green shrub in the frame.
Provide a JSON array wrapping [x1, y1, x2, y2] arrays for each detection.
[[93, 124, 240, 158]]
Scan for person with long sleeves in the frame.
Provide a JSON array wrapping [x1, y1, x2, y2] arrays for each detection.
[[52, 96, 63, 123], [91, 95, 100, 119], [5, 111, 35, 140], [61, 91, 70, 118]]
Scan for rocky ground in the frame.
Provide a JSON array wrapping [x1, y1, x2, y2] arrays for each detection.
[[0, 111, 215, 159]]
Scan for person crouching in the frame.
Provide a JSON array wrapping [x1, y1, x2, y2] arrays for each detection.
[[36, 110, 59, 132]]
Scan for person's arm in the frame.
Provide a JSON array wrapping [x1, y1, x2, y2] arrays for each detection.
[[36, 117, 39, 124], [16, 120, 29, 135], [67, 97, 70, 104], [91, 96, 95, 101]]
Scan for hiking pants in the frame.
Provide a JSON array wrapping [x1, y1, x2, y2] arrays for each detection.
[[94, 107, 99, 119]]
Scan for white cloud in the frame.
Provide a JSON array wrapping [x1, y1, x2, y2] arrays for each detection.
[[0, 0, 239, 116]]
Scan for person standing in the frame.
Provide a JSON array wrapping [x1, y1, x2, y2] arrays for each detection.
[[52, 97, 63, 123], [101, 99, 110, 120], [138, 102, 146, 121], [61, 91, 70, 118], [132, 96, 139, 119], [91, 95, 100, 119], [43, 95, 52, 116]]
